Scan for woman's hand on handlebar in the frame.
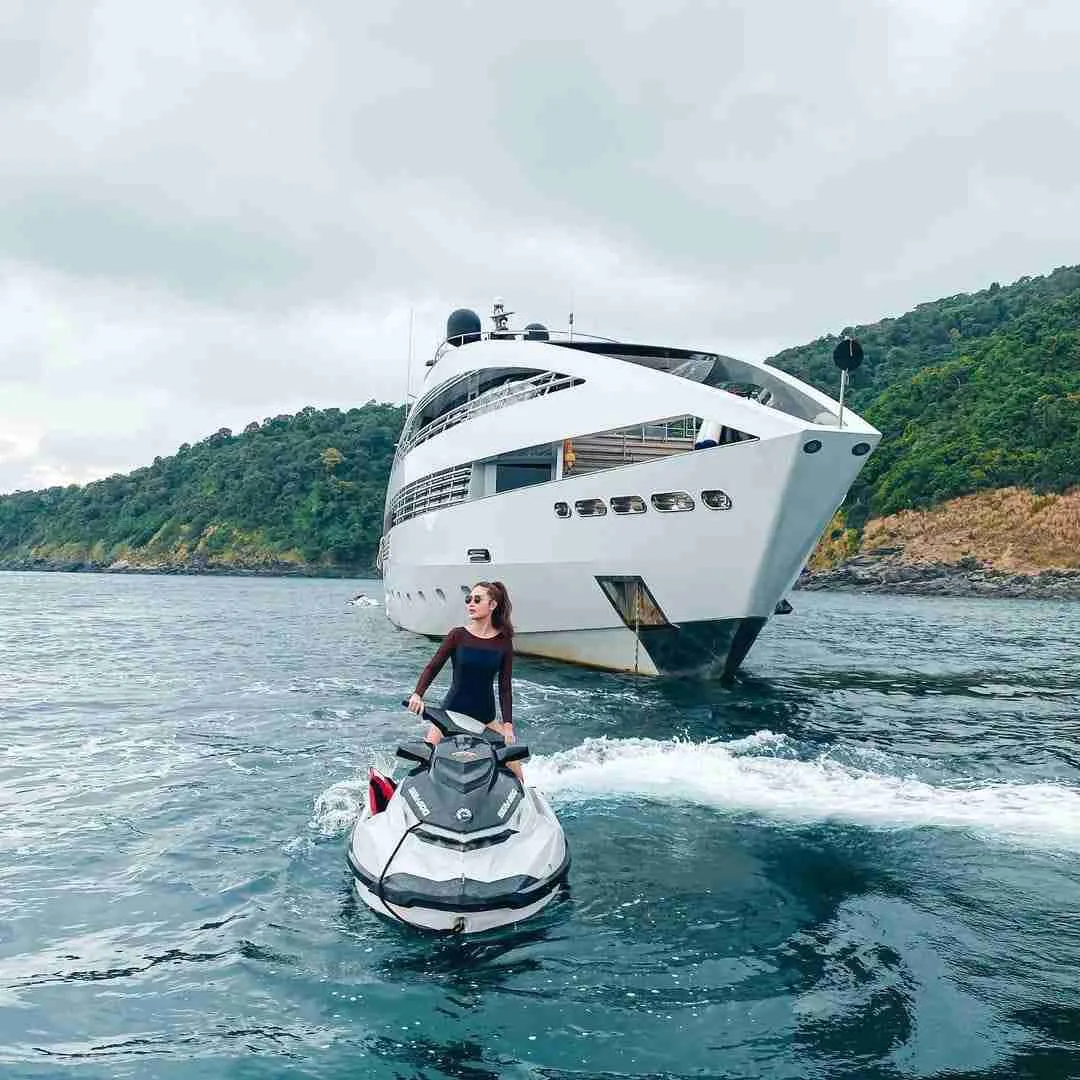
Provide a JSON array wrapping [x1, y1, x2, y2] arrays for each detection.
[[407, 693, 424, 715]]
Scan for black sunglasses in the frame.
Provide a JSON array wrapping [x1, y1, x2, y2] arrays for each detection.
[[465, 594, 489, 605]]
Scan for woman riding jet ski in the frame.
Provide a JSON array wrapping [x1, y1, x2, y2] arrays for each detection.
[[347, 705, 569, 934]]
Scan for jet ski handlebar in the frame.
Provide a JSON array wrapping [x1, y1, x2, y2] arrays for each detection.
[[399, 702, 530, 766], [401, 701, 504, 743]]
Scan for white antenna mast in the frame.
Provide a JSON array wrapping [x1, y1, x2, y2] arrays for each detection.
[[832, 336, 864, 429], [404, 306, 415, 408]]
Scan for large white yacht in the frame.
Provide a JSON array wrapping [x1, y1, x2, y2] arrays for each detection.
[[379, 301, 879, 678]]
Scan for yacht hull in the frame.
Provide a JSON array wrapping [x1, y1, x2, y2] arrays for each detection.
[[383, 429, 865, 677]]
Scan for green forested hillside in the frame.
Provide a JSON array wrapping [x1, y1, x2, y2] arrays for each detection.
[[0, 404, 403, 573], [771, 265, 1080, 527]]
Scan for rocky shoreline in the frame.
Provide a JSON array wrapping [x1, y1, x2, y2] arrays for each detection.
[[0, 556, 367, 579], [5, 552, 1080, 599], [797, 553, 1080, 600]]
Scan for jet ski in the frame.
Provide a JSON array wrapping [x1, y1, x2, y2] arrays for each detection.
[[347, 704, 569, 934]]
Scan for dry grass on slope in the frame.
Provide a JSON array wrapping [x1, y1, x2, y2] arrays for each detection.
[[859, 486, 1080, 572]]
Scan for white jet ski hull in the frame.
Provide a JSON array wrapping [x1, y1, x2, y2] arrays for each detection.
[[348, 784, 569, 934]]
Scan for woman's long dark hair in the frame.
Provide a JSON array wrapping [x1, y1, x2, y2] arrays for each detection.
[[474, 580, 513, 637]]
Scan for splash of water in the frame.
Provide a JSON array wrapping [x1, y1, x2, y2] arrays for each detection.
[[528, 734, 1080, 848]]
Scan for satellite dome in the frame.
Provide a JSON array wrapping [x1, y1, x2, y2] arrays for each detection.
[[446, 309, 482, 347], [524, 322, 550, 342]]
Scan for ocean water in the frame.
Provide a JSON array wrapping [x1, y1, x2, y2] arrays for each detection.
[[1, 572, 1079, 1079]]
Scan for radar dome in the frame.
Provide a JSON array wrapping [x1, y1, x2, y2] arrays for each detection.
[[524, 322, 550, 341], [446, 309, 482, 347]]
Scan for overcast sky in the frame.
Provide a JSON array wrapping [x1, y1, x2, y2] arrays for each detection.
[[2, 0, 1078, 493]]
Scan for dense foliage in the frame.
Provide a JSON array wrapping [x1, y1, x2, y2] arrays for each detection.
[[771, 265, 1080, 525], [0, 404, 404, 572]]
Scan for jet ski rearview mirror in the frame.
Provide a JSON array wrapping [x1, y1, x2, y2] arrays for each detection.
[[396, 742, 433, 766], [497, 744, 530, 765]]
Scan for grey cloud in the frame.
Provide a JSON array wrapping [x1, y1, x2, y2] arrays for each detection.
[[2, 0, 1080, 492], [0, 187, 313, 301]]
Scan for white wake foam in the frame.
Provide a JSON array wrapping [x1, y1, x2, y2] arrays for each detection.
[[311, 778, 369, 836], [310, 751, 397, 836], [528, 735, 1080, 848]]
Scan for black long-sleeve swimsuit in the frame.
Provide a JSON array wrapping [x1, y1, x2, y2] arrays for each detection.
[[413, 627, 513, 725]]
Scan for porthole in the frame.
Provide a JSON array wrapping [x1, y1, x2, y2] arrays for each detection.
[[435, 588, 446, 601], [461, 585, 471, 596], [852, 442, 871, 456], [554, 501, 571, 518], [417, 590, 425, 601], [610, 495, 646, 514], [406, 592, 412, 602], [574, 498, 608, 517], [651, 491, 695, 512], [467, 548, 491, 563], [702, 489, 733, 511], [803, 439, 822, 454]]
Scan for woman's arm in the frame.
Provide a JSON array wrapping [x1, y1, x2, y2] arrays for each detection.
[[413, 629, 459, 699], [498, 645, 513, 729]]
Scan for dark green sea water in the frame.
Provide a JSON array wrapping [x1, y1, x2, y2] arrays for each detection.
[[2, 572, 1079, 1079]]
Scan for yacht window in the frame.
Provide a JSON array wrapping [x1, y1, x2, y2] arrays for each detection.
[[701, 490, 733, 510], [575, 499, 608, 517], [610, 496, 646, 514], [495, 462, 550, 492], [562, 416, 697, 477], [467, 548, 491, 563], [461, 585, 471, 595], [651, 491, 695, 512], [435, 588, 446, 601], [417, 590, 425, 601], [554, 501, 571, 518]]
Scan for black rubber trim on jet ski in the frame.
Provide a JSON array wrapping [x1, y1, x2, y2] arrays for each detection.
[[375, 820, 425, 928], [413, 827, 516, 851], [348, 848, 571, 912]]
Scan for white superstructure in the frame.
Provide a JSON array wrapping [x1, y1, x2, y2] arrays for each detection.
[[380, 302, 879, 678]]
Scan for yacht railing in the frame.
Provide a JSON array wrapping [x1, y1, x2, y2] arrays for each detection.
[[399, 370, 584, 456], [564, 417, 700, 475], [389, 464, 473, 527], [428, 329, 618, 368]]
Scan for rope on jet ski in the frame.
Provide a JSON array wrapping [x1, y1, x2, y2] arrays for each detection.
[[376, 820, 425, 929]]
